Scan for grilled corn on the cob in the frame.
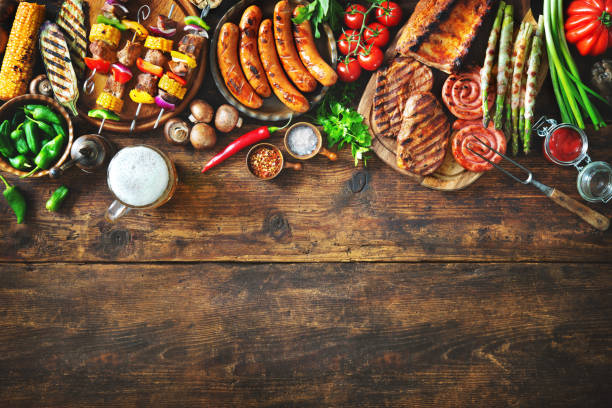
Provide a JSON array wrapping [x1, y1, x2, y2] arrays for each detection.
[[144, 36, 173, 53], [96, 92, 124, 113], [159, 74, 187, 99], [0, 2, 45, 100], [89, 24, 121, 48]]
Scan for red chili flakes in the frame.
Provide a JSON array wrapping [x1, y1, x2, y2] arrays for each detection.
[[249, 146, 282, 179]]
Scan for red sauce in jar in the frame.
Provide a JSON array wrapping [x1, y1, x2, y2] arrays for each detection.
[[546, 126, 583, 162]]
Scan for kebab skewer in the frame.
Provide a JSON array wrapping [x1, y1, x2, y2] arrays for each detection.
[[83, 0, 130, 94], [87, 5, 150, 134], [153, 17, 208, 129], [129, 5, 178, 132]]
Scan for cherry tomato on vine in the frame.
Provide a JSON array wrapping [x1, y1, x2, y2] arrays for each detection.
[[364, 22, 390, 48], [358, 45, 384, 71], [338, 30, 361, 55], [337, 57, 362, 82], [344, 4, 368, 30], [376, 1, 402, 27]]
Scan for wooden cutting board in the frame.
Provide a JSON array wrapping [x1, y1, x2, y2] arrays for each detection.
[[358, 0, 544, 191], [77, 0, 207, 133]]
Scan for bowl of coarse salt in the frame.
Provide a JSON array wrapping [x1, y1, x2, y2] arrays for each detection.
[[284, 122, 337, 161]]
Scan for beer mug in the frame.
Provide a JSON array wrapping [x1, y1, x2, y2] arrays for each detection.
[[105, 145, 178, 222]]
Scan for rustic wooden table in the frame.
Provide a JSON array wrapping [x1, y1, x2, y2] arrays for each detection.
[[1, 1, 611, 407]]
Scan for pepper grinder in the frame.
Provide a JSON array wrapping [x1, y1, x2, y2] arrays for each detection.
[[49, 134, 115, 178]]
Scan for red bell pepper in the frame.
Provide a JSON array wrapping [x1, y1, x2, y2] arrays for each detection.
[[84, 57, 111, 74], [167, 71, 187, 86], [136, 58, 163, 78], [111, 63, 133, 84]]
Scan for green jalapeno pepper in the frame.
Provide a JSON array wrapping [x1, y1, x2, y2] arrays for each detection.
[[88, 109, 120, 122], [23, 105, 62, 126], [26, 117, 55, 139], [15, 135, 30, 155], [10, 125, 24, 141], [24, 120, 39, 154], [97, 15, 127, 31], [184, 15, 210, 30], [0, 174, 26, 223], [46, 185, 69, 212], [11, 111, 24, 130], [52, 123, 66, 140], [0, 120, 15, 158], [21, 135, 65, 178], [9, 155, 33, 171]]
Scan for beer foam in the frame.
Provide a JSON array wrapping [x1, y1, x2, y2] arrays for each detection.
[[108, 146, 170, 207]]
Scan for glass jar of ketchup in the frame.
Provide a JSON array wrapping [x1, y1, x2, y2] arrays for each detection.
[[534, 117, 611, 204]]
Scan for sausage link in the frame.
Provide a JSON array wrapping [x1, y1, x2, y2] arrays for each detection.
[[292, 5, 337, 87], [273, 1, 317, 93], [239, 5, 271, 98], [258, 19, 309, 113], [217, 22, 262, 109]]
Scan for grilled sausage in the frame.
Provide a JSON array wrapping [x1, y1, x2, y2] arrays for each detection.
[[273, 1, 317, 93], [292, 5, 337, 87], [258, 19, 309, 113], [239, 5, 271, 98], [217, 22, 263, 109]]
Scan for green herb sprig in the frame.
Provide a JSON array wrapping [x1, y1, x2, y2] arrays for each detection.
[[292, 0, 344, 38], [316, 83, 372, 166]]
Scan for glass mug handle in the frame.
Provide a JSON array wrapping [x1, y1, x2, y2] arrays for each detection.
[[105, 200, 131, 222]]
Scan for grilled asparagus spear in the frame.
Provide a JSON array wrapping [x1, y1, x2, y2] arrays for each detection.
[[524, 16, 545, 155], [494, 4, 514, 130], [481, 1, 505, 128]]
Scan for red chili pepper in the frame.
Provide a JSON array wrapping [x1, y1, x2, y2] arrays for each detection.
[[201, 124, 287, 173], [85, 57, 111, 74]]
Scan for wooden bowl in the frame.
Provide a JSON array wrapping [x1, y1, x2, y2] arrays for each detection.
[[210, 0, 338, 121], [0, 94, 74, 178]]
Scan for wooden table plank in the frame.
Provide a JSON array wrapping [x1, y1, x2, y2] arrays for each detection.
[[1, 262, 610, 407]]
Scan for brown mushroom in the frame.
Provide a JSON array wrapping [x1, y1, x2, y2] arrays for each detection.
[[29, 74, 53, 97], [214, 104, 243, 133], [188, 99, 214, 124], [190, 123, 217, 150], [164, 118, 191, 146]]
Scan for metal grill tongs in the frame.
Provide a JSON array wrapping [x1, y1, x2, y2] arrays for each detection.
[[467, 136, 609, 231]]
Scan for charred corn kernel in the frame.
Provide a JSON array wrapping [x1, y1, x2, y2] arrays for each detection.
[[122, 20, 148, 41], [96, 91, 124, 113], [144, 36, 173, 52], [0, 2, 45, 100], [170, 51, 197, 69], [159, 74, 187, 99], [89, 24, 121, 48], [129, 89, 155, 104]]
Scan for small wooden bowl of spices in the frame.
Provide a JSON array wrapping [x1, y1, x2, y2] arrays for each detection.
[[284, 122, 337, 161], [246, 143, 302, 180]]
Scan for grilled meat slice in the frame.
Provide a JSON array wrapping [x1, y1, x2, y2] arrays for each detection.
[[372, 57, 434, 139], [117, 41, 142, 67], [396, 92, 450, 176], [178, 34, 205, 58], [135, 73, 158, 95], [144, 49, 167, 67], [157, 15, 178, 32], [103, 75, 126, 98], [396, 0, 457, 52], [89, 40, 116, 62], [168, 60, 189, 77], [101, 1, 127, 19], [159, 89, 180, 105]]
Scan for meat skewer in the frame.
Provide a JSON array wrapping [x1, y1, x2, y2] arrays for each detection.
[[153, 19, 208, 129], [129, 4, 176, 132], [87, 4, 150, 135]]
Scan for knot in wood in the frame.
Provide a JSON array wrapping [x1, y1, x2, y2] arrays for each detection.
[[263, 212, 291, 241], [348, 171, 367, 193]]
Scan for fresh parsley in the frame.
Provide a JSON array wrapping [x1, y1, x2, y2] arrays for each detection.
[[316, 83, 372, 166], [292, 0, 344, 38]]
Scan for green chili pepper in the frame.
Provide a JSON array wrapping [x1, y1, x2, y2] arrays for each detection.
[[24, 104, 62, 125], [10, 125, 24, 141], [0, 120, 16, 158], [46, 185, 69, 212], [0, 174, 26, 223], [88, 109, 120, 122], [52, 123, 66, 139], [184, 15, 210, 30], [15, 135, 30, 155], [26, 117, 55, 139], [9, 155, 33, 171], [11, 111, 24, 130], [21, 135, 65, 178], [24, 120, 39, 154], [97, 15, 127, 31]]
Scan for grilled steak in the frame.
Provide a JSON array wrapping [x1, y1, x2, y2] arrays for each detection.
[[89, 40, 115, 62], [103, 75, 126, 98], [168, 60, 189, 77], [397, 0, 492, 74], [396, 92, 450, 176], [135, 73, 158, 95], [372, 57, 433, 139], [144, 49, 167, 67], [117, 41, 142, 67], [178, 34, 204, 58]]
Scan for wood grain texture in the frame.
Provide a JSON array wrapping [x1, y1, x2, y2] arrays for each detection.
[[0, 262, 610, 407]]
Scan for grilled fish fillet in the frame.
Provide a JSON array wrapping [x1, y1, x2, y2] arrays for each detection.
[[398, 0, 492, 74], [372, 57, 434, 139], [397, 92, 450, 176]]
